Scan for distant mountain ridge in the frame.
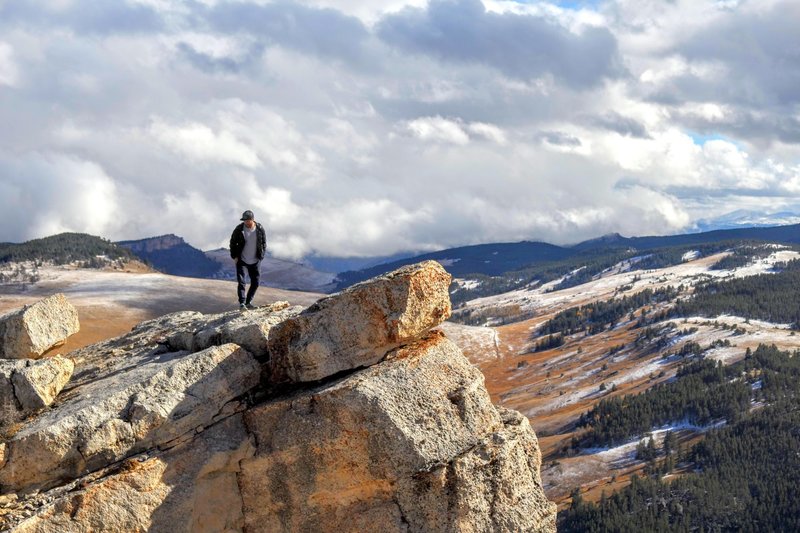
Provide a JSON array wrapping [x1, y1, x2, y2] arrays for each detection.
[[8, 223, 800, 295], [116, 234, 335, 292], [303, 252, 417, 274], [334, 223, 800, 290], [204, 248, 335, 293], [693, 209, 800, 232], [333, 241, 573, 290], [117, 234, 219, 279]]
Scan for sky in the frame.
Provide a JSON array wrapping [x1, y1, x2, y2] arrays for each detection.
[[0, 0, 799, 259]]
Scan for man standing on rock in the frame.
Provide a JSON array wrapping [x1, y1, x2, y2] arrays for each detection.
[[230, 210, 267, 310]]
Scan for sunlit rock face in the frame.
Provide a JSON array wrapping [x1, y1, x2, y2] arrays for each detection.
[[0, 294, 79, 360]]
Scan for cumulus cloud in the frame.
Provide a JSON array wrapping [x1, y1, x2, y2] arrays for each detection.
[[377, 0, 624, 88], [0, 154, 120, 241], [0, 0, 799, 260], [150, 119, 262, 168], [0, 43, 19, 87], [406, 116, 471, 145]]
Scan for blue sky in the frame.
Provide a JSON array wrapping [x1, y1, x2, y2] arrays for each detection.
[[554, 0, 604, 9], [687, 132, 738, 147], [0, 0, 798, 257]]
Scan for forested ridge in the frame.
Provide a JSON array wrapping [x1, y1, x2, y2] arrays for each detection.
[[452, 240, 779, 313], [673, 258, 800, 325], [708, 244, 777, 270], [578, 358, 751, 447], [562, 344, 800, 532], [538, 287, 679, 338], [0, 233, 138, 265]]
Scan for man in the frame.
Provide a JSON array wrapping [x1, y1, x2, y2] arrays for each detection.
[[229, 210, 267, 310]]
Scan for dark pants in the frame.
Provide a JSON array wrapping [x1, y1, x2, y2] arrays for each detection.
[[236, 260, 260, 304]]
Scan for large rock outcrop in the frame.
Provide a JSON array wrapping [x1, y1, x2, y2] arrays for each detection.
[[268, 260, 452, 383], [0, 261, 556, 532], [241, 331, 554, 532], [0, 294, 79, 360]]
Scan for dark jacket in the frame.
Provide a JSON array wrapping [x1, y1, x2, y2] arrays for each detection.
[[230, 222, 267, 262]]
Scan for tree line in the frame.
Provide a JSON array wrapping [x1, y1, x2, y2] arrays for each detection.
[[672, 259, 800, 326], [537, 287, 679, 339], [0, 233, 138, 266], [578, 358, 751, 447]]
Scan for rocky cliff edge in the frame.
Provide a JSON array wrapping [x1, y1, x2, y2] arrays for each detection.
[[0, 260, 556, 532]]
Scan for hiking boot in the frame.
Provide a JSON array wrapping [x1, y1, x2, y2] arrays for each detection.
[[245, 302, 257, 310], [239, 303, 247, 311]]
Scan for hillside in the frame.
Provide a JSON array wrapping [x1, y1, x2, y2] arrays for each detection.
[[334, 241, 574, 290], [117, 234, 220, 279], [0, 233, 141, 268], [4, 231, 800, 530], [443, 242, 800, 529], [334, 223, 800, 300]]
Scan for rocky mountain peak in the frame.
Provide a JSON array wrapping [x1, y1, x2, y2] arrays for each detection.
[[118, 234, 187, 253], [0, 260, 556, 532]]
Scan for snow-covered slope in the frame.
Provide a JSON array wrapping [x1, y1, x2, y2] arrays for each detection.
[[460, 247, 800, 324]]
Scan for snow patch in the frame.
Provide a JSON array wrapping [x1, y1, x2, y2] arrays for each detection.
[[453, 278, 481, 290]]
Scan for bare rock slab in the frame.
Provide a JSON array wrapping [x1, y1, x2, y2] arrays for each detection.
[[268, 260, 452, 383], [0, 294, 80, 360], [166, 301, 302, 359], [241, 331, 555, 532], [6, 415, 254, 533], [0, 343, 259, 495]]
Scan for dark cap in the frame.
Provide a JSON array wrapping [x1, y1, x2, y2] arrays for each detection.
[[240, 210, 255, 221]]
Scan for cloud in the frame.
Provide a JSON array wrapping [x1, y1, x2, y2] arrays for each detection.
[[615, 0, 800, 146], [206, 1, 374, 68], [404, 116, 509, 145], [0, 42, 19, 87], [0, 0, 799, 260], [676, 1, 800, 108], [590, 112, 651, 138], [0, 153, 120, 242], [467, 122, 507, 144], [149, 118, 262, 168], [405, 116, 471, 145], [377, 0, 624, 88], [0, 0, 163, 34]]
